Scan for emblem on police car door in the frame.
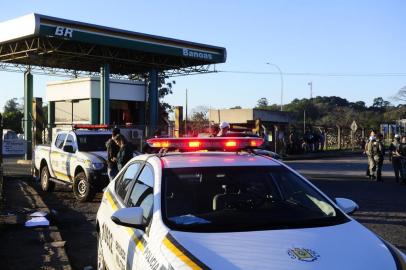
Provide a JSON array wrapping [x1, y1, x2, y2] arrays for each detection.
[[287, 248, 320, 262]]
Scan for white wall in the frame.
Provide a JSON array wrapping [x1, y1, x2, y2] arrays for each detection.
[[47, 78, 145, 102]]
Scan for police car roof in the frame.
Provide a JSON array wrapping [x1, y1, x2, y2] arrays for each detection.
[[160, 152, 281, 169], [73, 130, 111, 136]]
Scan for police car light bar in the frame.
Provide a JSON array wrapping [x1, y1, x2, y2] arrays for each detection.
[[146, 137, 264, 151], [73, 124, 109, 130]]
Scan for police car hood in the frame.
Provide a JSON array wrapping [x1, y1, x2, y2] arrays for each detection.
[[81, 151, 108, 163], [168, 220, 399, 270]]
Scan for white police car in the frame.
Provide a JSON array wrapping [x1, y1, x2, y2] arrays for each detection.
[[96, 137, 406, 270]]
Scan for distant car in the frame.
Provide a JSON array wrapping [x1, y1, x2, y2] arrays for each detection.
[[96, 137, 405, 270]]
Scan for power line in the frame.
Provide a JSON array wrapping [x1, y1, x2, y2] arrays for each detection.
[[217, 70, 406, 77]]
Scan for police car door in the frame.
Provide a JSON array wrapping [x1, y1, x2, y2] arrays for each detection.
[[51, 133, 68, 180], [60, 134, 77, 181], [102, 162, 142, 270], [121, 163, 155, 269]]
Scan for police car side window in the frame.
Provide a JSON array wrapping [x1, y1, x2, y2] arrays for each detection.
[[55, 134, 67, 149], [115, 163, 141, 202], [128, 165, 154, 223], [65, 134, 77, 151]]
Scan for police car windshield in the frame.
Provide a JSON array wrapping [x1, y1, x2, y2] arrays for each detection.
[[76, 134, 111, 152], [162, 166, 348, 232]]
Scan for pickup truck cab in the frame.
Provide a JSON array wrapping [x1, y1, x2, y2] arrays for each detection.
[[34, 129, 112, 202]]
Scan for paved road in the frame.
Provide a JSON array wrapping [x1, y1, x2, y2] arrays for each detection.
[[21, 155, 406, 268], [286, 156, 406, 253]]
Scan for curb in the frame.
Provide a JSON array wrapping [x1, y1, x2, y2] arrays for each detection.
[[283, 151, 363, 161], [16, 159, 32, 165]]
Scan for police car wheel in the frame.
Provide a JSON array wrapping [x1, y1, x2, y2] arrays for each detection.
[[73, 172, 95, 202], [41, 166, 55, 192], [97, 233, 106, 270]]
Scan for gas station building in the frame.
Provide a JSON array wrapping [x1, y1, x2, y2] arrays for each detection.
[[0, 13, 226, 158]]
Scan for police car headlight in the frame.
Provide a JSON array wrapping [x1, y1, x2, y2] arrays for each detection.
[[92, 163, 104, 170]]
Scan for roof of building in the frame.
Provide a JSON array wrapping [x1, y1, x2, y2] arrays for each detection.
[[0, 14, 226, 75]]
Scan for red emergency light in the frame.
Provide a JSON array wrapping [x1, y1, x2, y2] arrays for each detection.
[[146, 137, 264, 151], [73, 124, 109, 130]]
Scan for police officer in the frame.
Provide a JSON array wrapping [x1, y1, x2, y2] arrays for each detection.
[[217, 122, 230, 137], [390, 134, 401, 182], [365, 131, 376, 178], [374, 133, 385, 182], [366, 134, 377, 180], [106, 127, 120, 181]]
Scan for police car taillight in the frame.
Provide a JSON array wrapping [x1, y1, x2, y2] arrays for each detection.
[[146, 137, 264, 151]]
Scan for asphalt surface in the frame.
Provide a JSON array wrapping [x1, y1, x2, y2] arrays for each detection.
[[286, 155, 406, 253], [4, 154, 405, 269]]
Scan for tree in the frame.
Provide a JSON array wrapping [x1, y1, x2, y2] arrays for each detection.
[[158, 77, 175, 116], [230, 106, 242, 109], [372, 97, 391, 108], [256, 98, 269, 109], [393, 86, 406, 102], [3, 98, 24, 133], [190, 106, 209, 134]]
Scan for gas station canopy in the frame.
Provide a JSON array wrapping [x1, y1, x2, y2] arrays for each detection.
[[0, 13, 226, 75]]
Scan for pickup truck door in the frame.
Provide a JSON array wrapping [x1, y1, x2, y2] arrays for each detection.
[[59, 134, 77, 181], [50, 133, 68, 180]]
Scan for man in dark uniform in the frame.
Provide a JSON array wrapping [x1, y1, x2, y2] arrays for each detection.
[[106, 127, 120, 181], [374, 133, 385, 182], [390, 134, 401, 182]]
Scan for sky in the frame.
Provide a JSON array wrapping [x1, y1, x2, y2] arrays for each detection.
[[1, 0, 406, 113]]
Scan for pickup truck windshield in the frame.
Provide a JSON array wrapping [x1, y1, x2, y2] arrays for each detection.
[[76, 134, 111, 152], [162, 166, 348, 232]]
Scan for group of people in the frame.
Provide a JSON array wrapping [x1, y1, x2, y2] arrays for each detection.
[[365, 131, 406, 183], [389, 134, 406, 184], [105, 128, 133, 181]]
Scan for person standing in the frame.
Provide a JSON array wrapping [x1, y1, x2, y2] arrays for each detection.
[[390, 134, 401, 182], [366, 135, 377, 180], [115, 134, 133, 171], [373, 133, 385, 182], [217, 122, 230, 137], [106, 127, 120, 181]]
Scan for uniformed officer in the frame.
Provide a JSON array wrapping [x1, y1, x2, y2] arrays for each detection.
[[366, 135, 377, 180], [374, 133, 385, 182], [365, 131, 376, 178], [106, 127, 120, 181], [390, 134, 401, 182], [217, 122, 230, 137]]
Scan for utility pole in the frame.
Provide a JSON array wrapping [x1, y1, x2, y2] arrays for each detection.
[[308, 81, 313, 99], [303, 110, 306, 134], [184, 89, 188, 136]]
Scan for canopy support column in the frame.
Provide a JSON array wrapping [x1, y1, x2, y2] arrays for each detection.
[[47, 101, 55, 143], [100, 64, 110, 125], [148, 69, 159, 136], [24, 71, 33, 160]]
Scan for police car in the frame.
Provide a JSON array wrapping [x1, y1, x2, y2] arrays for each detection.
[[96, 137, 406, 270], [34, 125, 111, 202]]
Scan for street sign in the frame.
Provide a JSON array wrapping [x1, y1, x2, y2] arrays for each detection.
[[351, 121, 358, 132]]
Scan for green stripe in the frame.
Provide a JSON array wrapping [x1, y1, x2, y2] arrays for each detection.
[[39, 25, 225, 63]]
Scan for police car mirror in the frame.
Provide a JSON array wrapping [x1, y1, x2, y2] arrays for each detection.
[[335, 198, 359, 215], [111, 207, 146, 230]]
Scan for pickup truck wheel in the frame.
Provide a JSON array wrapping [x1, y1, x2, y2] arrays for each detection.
[[73, 172, 95, 202], [41, 166, 55, 192]]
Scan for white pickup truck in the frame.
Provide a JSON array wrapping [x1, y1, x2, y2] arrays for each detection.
[[34, 129, 112, 202]]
